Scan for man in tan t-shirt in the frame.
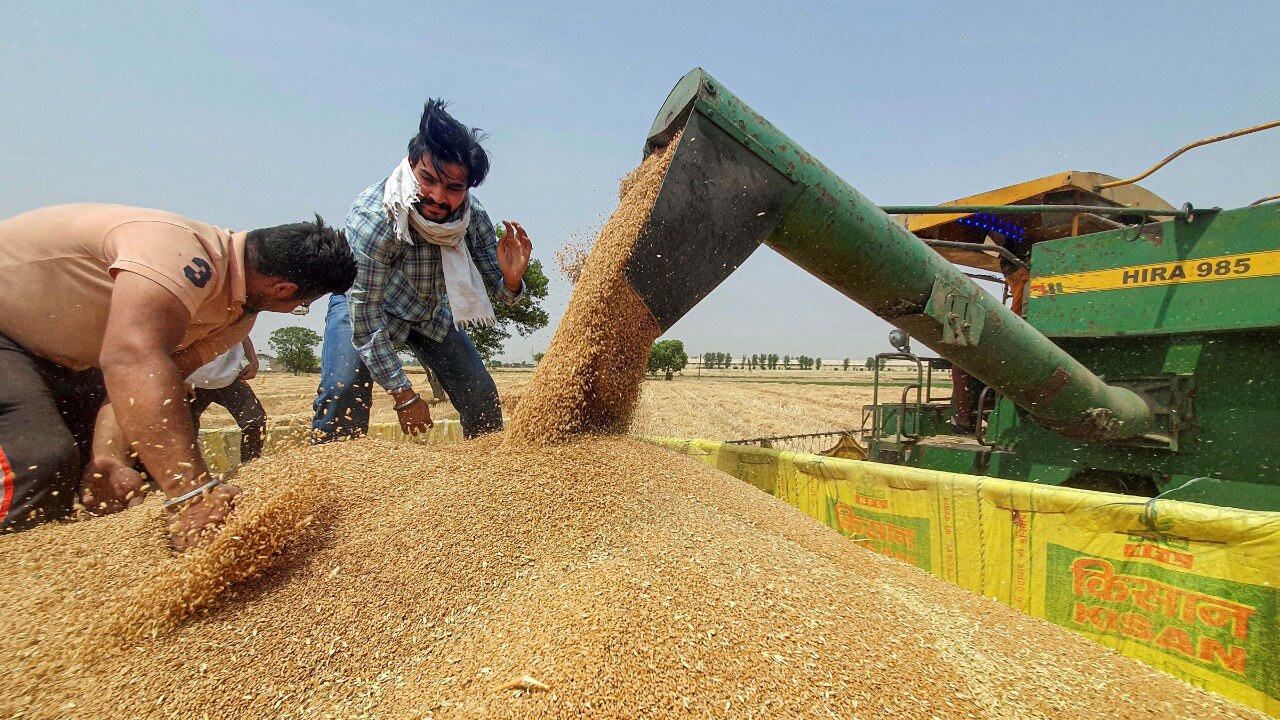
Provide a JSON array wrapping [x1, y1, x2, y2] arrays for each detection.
[[0, 204, 356, 550]]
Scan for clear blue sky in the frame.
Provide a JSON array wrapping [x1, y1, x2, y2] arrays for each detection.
[[3, 1, 1277, 363]]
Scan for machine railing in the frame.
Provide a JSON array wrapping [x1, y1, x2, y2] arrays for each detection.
[[864, 353, 955, 441], [724, 429, 861, 456], [975, 385, 997, 447], [898, 384, 922, 441], [869, 352, 923, 441]]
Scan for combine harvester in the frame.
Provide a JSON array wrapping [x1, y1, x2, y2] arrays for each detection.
[[632, 69, 1280, 715]]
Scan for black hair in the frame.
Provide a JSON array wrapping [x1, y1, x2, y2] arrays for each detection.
[[245, 214, 356, 298], [407, 98, 490, 188]]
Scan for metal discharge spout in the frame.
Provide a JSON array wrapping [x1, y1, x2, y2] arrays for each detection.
[[625, 68, 1153, 442]]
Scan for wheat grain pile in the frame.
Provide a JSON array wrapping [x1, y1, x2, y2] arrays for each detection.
[[0, 456, 319, 715], [0, 437, 1263, 719], [0, 141, 1265, 720], [505, 137, 677, 446]]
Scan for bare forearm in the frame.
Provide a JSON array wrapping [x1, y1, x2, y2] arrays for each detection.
[[102, 353, 209, 496], [172, 346, 205, 377]]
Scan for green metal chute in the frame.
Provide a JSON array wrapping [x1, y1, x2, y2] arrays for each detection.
[[625, 68, 1153, 442]]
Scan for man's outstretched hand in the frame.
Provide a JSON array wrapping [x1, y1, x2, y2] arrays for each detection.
[[167, 482, 242, 552], [498, 220, 532, 292]]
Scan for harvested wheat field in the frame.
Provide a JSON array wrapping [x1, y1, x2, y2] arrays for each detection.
[[629, 379, 877, 439], [0, 435, 1264, 720], [209, 369, 473, 429], [201, 370, 884, 442]]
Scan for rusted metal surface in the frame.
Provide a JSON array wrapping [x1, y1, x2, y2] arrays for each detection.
[[873, 298, 925, 320], [1024, 367, 1071, 404]]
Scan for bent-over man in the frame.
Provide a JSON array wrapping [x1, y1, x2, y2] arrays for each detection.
[[0, 205, 355, 549]]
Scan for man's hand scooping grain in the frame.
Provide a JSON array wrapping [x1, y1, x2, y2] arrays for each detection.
[[0, 206, 356, 549], [165, 473, 242, 552]]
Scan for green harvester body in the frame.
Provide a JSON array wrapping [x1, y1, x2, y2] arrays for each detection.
[[947, 206, 1280, 510], [635, 68, 1280, 512]]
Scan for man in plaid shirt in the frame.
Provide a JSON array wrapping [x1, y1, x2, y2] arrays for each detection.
[[312, 100, 532, 442]]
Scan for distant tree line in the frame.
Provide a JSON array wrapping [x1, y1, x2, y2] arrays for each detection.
[[686, 353, 866, 370], [700, 352, 735, 369]]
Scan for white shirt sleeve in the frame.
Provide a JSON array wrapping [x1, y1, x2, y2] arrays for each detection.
[[186, 344, 248, 389]]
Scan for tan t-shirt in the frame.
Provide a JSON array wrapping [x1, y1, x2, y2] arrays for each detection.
[[0, 204, 253, 371]]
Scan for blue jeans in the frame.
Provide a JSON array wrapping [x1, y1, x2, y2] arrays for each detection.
[[311, 294, 502, 442]]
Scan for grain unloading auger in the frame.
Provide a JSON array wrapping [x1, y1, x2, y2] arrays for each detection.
[[629, 68, 1154, 444]]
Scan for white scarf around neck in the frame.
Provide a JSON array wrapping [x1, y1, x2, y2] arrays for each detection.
[[383, 157, 496, 329]]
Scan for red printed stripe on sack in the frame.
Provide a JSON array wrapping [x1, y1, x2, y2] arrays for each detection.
[[0, 447, 13, 523]]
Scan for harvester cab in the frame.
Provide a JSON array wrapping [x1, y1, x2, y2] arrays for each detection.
[[625, 67, 1280, 512]]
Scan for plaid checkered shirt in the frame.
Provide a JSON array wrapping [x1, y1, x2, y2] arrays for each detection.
[[345, 179, 524, 394]]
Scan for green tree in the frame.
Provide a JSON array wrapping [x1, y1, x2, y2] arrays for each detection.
[[648, 339, 689, 381], [269, 326, 322, 374], [467, 259, 551, 362], [842, 357, 850, 371], [783, 354, 791, 370], [865, 356, 875, 370], [532, 351, 545, 364], [816, 357, 822, 370]]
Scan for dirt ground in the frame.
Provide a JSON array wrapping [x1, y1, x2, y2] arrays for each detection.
[[200, 367, 941, 441]]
